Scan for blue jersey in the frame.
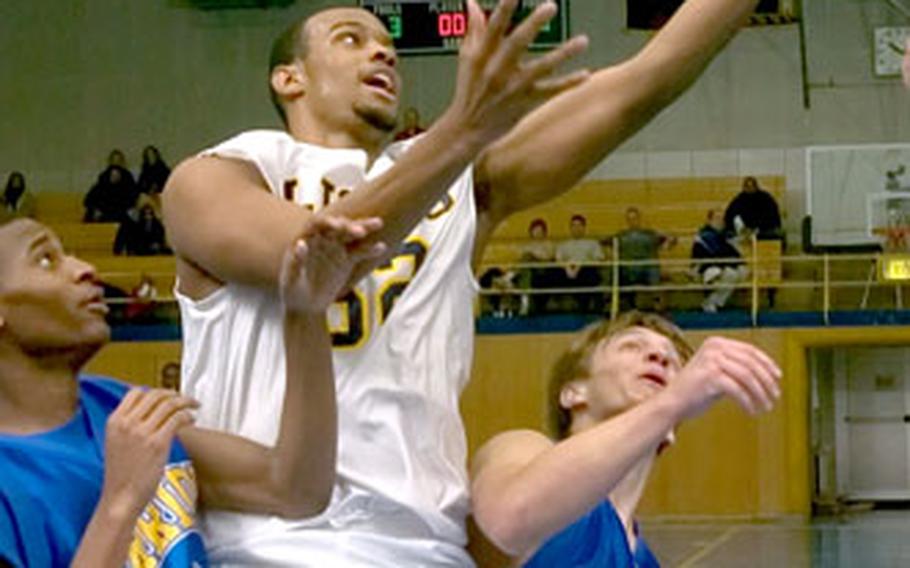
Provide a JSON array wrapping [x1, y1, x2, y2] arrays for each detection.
[[524, 500, 659, 568], [0, 376, 208, 567]]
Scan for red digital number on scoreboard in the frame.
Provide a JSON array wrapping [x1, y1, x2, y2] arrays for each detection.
[[437, 12, 468, 38]]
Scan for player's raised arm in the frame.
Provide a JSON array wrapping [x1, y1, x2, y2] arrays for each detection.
[[162, 0, 589, 291], [178, 216, 385, 518], [474, 0, 761, 243]]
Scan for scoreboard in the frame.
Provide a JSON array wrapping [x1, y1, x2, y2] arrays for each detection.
[[358, 0, 569, 55]]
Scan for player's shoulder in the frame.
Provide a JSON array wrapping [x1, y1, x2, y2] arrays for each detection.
[[472, 429, 554, 474], [203, 129, 295, 156]]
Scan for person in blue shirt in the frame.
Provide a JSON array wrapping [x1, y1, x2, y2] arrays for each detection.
[[0, 214, 384, 567], [470, 312, 782, 567]]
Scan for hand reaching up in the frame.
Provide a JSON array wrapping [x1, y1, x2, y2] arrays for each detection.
[[280, 215, 386, 314], [439, 0, 590, 146]]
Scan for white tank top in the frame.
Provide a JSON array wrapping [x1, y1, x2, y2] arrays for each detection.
[[176, 130, 478, 566]]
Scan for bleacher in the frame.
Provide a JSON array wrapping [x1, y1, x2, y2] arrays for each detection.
[[33, 178, 785, 308], [481, 175, 785, 286], [32, 192, 176, 297]]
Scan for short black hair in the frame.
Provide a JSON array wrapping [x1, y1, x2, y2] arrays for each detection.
[[570, 214, 587, 225], [269, 16, 309, 125], [529, 218, 548, 233]]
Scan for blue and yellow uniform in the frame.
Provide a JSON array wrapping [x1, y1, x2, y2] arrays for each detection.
[[524, 500, 659, 568], [0, 376, 207, 567]]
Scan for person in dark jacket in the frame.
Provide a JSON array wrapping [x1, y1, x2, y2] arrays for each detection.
[[692, 209, 747, 312], [83, 165, 138, 223], [723, 176, 782, 240], [137, 145, 171, 195]]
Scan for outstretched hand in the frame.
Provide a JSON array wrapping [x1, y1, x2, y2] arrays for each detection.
[[440, 0, 590, 144], [280, 215, 386, 314], [663, 337, 782, 422]]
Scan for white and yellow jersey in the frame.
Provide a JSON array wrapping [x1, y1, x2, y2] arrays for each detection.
[[176, 130, 478, 566]]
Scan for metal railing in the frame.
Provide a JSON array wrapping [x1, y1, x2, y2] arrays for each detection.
[[477, 244, 906, 326]]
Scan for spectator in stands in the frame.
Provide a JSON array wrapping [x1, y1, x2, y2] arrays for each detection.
[[723, 176, 782, 240], [1, 172, 35, 221], [520, 218, 558, 314], [83, 160, 139, 223], [160, 362, 181, 391], [107, 148, 129, 172], [692, 208, 748, 312], [138, 145, 171, 196], [479, 266, 521, 318], [113, 197, 169, 256], [608, 207, 676, 309], [556, 214, 606, 312], [394, 107, 427, 141]]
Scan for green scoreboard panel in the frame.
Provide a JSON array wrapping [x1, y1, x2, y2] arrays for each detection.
[[359, 0, 569, 55]]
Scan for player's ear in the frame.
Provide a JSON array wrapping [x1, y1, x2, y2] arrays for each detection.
[[270, 61, 307, 103], [559, 380, 589, 412]]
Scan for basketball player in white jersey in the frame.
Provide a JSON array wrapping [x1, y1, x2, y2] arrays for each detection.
[[162, 0, 764, 565]]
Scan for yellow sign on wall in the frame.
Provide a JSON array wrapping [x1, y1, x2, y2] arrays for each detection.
[[879, 254, 910, 281]]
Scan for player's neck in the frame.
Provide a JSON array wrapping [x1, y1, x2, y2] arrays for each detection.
[[287, 111, 389, 164], [0, 347, 82, 434], [609, 454, 654, 546]]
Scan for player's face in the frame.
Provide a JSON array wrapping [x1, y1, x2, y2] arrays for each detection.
[[302, 8, 401, 133], [583, 327, 682, 419], [0, 220, 109, 355]]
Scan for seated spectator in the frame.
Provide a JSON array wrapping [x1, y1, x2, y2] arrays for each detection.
[[0, 172, 35, 221], [113, 197, 169, 256], [692, 209, 748, 312], [607, 207, 676, 310], [394, 107, 427, 141], [724, 176, 782, 241], [556, 214, 605, 312], [83, 160, 139, 223], [520, 218, 558, 314], [137, 145, 171, 195], [479, 266, 521, 318], [160, 362, 181, 391], [470, 313, 780, 567]]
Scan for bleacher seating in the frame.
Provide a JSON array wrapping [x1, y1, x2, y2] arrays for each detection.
[[30, 192, 177, 295], [481, 176, 786, 285]]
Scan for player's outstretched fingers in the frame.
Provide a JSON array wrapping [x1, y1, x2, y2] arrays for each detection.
[[725, 345, 781, 403], [717, 355, 775, 413], [481, 0, 520, 53], [502, 1, 557, 62], [522, 35, 589, 84], [716, 373, 760, 415]]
